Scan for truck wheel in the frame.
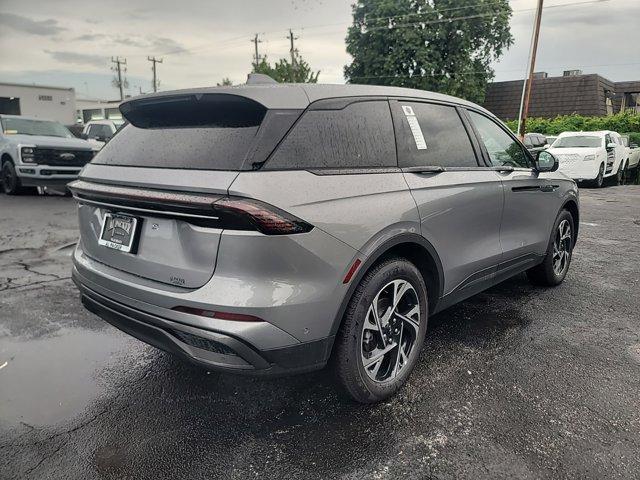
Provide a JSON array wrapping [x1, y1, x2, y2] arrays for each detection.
[[613, 161, 624, 186], [592, 164, 604, 188], [1, 161, 37, 195], [1, 161, 23, 195]]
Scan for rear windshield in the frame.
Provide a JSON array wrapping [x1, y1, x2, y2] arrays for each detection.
[[92, 94, 266, 171], [553, 136, 602, 148]]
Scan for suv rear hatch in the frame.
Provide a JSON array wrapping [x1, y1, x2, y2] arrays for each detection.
[[70, 93, 303, 288]]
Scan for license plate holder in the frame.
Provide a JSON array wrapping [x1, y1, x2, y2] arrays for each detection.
[[98, 213, 140, 253]]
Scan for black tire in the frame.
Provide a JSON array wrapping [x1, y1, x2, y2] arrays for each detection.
[[1, 161, 25, 195], [612, 161, 624, 186], [333, 257, 428, 403], [592, 164, 604, 188], [527, 209, 575, 287]]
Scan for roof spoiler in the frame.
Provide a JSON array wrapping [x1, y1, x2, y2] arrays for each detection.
[[246, 73, 278, 85]]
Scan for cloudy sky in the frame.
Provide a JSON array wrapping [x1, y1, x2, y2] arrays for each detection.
[[0, 0, 638, 100]]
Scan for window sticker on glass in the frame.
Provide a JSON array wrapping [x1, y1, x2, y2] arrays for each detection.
[[402, 105, 427, 150]]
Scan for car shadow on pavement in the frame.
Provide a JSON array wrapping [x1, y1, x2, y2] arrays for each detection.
[[83, 275, 537, 478], [3, 275, 537, 479]]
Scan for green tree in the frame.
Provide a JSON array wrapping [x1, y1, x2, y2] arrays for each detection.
[[217, 77, 233, 86], [344, 0, 513, 103], [254, 54, 320, 83]]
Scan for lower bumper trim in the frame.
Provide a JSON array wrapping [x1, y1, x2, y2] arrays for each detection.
[[76, 278, 333, 376]]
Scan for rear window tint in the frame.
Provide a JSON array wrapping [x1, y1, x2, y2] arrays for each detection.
[[92, 94, 266, 171], [395, 102, 478, 168], [265, 100, 396, 170], [92, 123, 260, 170]]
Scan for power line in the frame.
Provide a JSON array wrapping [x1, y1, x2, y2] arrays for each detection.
[[347, 62, 640, 80], [359, 0, 608, 33]]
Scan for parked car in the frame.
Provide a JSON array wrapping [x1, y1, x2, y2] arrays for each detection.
[[81, 120, 123, 150], [621, 135, 640, 182], [546, 135, 558, 146], [70, 83, 579, 403], [523, 133, 548, 154], [67, 124, 85, 139], [547, 130, 627, 187], [0, 115, 95, 195]]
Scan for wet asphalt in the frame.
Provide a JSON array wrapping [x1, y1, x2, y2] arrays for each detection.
[[1, 186, 639, 480]]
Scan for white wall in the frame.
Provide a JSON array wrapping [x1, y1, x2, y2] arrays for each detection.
[[0, 83, 76, 124]]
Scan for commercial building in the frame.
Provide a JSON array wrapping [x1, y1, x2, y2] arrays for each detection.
[[483, 71, 640, 120], [0, 82, 76, 124], [76, 98, 123, 124]]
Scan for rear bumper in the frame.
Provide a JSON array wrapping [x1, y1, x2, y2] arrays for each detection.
[[73, 268, 334, 376]]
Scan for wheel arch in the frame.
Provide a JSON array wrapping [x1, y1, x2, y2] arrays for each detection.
[[561, 198, 579, 245], [1, 152, 14, 165], [329, 233, 444, 340]]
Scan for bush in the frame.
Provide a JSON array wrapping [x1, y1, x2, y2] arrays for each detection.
[[504, 111, 640, 136], [626, 132, 640, 146]]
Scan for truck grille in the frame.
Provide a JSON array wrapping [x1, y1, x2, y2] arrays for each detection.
[[33, 148, 94, 167]]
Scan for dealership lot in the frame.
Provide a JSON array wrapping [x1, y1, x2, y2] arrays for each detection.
[[1, 187, 639, 479]]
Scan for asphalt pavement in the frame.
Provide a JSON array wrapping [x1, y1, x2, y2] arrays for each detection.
[[1, 186, 639, 479]]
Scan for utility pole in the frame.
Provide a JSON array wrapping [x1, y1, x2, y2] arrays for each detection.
[[286, 29, 299, 82], [251, 34, 262, 70], [517, 0, 544, 139], [111, 57, 127, 101], [147, 56, 163, 93]]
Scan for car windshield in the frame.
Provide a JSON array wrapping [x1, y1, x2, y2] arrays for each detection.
[[2, 117, 73, 138], [553, 136, 602, 148]]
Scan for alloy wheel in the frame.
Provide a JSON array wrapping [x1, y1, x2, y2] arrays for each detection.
[[552, 219, 572, 276], [360, 279, 420, 383]]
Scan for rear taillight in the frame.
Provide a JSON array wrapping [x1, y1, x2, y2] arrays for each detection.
[[68, 180, 313, 235], [213, 196, 313, 235]]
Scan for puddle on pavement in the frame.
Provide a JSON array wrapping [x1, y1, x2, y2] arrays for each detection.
[[0, 327, 126, 428]]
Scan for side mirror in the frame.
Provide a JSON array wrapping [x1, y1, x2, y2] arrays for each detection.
[[80, 133, 89, 140], [606, 142, 617, 150], [535, 150, 558, 172]]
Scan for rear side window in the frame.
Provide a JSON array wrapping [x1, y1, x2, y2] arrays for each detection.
[[265, 100, 396, 170], [394, 102, 478, 168], [93, 94, 267, 171]]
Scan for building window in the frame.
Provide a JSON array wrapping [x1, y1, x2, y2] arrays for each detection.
[[0, 97, 21, 115], [38, 95, 53, 101]]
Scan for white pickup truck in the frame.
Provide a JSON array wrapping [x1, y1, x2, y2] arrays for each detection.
[[621, 135, 640, 183]]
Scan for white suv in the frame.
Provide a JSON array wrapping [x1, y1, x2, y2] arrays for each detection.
[[548, 131, 627, 187]]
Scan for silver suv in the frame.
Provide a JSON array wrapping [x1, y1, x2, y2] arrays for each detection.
[[70, 83, 579, 403]]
